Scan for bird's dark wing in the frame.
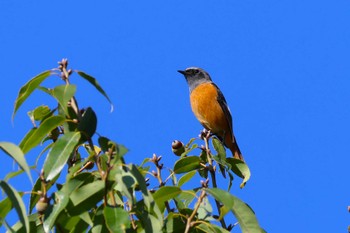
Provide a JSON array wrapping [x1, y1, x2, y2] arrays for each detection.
[[212, 83, 233, 138]]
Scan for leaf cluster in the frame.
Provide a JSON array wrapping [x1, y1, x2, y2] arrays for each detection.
[[0, 59, 265, 233]]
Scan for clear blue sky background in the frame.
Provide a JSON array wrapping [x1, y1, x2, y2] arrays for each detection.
[[1, 1, 349, 232]]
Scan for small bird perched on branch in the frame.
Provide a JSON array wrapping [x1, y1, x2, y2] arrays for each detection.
[[178, 67, 244, 161]]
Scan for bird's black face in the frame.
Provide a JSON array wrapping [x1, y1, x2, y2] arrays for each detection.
[[177, 68, 201, 78]]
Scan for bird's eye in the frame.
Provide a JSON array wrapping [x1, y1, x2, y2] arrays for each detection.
[[193, 69, 199, 74]]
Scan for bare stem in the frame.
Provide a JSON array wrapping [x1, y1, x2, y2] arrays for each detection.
[[184, 190, 207, 233], [203, 134, 227, 229]]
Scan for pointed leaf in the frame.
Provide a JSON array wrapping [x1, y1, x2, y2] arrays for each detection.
[[206, 188, 263, 233], [174, 156, 201, 174], [27, 105, 52, 123], [212, 137, 226, 161], [51, 84, 76, 116], [19, 115, 66, 154], [153, 186, 181, 212], [13, 70, 52, 119], [69, 180, 104, 207], [178, 170, 197, 187], [4, 166, 36, 182], [43, 132, 81, 181], [43, 190, 69, 232], [0, 181, 29, 233], [0, 142, 32, 183], [226, 158, 251, 188], [77, 71, 113, 111], [78, 107, 97, 140], [104, 206, 130, 233], [0, 193, 24, 227]]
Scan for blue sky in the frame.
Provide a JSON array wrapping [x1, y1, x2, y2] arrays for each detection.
[[1, 1, 350, 232]]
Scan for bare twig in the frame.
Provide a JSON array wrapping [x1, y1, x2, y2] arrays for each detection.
[[203, 132, 227, 229]]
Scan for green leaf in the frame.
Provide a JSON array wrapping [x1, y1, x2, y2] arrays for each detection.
[[212, 137, 226, 161], [153, 186, 181, 212], [197, 196, 215, 221], [43, 190, 69, 232], [43, 132, 81, 181], [212, 137, 228, 178], [19, 115, 66, 154], [195, 223, 231, 233], [0, 142, 33, 183], [206, 188, 263, 233], [174, 190, 196, 209], [174, 156, 201, 174], [4, 166, 36, 182], [0, 181, 29, 233], [0, 193, 24, 227], [43, 173, 92, 232], [129, 164, 162, 221], [78, 107, 97, 140], [91, 205, 109, 233], [27, 105, 52, 125], [51, 84, 76, 116], [103, 206, 130, 233], [79, 211, 93, 227], [69, 180, 104, 207], [165, 212, 187, 233], [178, 170, 197, 187], [12, 70, 52, 120], [76, 71, 113, 111], [226, 158, 251, 188]]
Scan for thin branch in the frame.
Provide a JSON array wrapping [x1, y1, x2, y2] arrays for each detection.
[[184, 190, 207, 233], [203, 133, 227, 229]]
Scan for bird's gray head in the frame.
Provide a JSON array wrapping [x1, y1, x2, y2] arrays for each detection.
[[177, 67, 212, 92]]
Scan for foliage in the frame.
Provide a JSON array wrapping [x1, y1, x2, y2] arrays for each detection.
[[0, 59, 265, 233]]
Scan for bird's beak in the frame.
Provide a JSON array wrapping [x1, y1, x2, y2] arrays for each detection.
[[177, 70, 185, 75]]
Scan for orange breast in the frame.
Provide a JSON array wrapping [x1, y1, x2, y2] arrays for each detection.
[[190, 83, 229, 137]]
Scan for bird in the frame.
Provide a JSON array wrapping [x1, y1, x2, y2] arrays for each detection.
[[178, 67, 244, 161]]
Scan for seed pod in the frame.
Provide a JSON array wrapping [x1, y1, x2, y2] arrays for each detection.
[[36, 196, 49, 214], [171, 140, 185, 156]]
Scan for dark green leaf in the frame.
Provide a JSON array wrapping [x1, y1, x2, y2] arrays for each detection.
[[0, 142, 33, 183], [174, 156, 201, 174], [43, 132, 81, 181], [78, 107, 97, 140], [226, 158, 251, 188], [103, 206, 130, 233], [212, 137, 226, 161], [129, 164, 162, 220], [90, 205, 109, 233], [19, 115, 66, 154], [165, 212, 187, 233], [153, 186, 181, 212], [0, 181, 29, 233], [51, 84, 76, 116], [206, 188, 263, 233], [76, 71, 113, 111], [13, 70, 51, 120], [0, 193, 24, 227]]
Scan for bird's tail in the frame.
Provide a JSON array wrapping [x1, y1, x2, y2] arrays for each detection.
[[226, 136, 244, 161]]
